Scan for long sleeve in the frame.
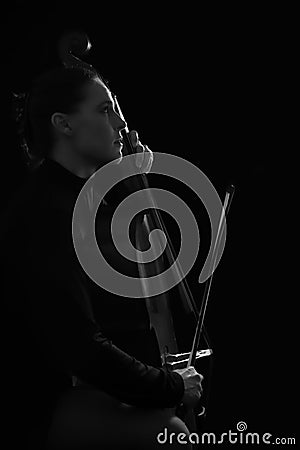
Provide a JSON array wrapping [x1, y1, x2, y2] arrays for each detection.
[[26, 272, 184, 408], [1, 169, 184, 410]]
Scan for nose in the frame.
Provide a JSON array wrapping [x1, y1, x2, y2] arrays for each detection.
[[117, 116, 127, 131], [113, 111, 127, 132]]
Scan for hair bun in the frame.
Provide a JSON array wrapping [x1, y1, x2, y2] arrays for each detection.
[[11, 91, 29, 128]]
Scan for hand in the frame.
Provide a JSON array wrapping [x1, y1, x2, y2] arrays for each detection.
[[173, 366, 204, 409], [128, 130, 153, 174], [121, 130, 153, 194]]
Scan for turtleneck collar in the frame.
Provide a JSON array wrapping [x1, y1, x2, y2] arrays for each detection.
[[39, 157, 89, 193]]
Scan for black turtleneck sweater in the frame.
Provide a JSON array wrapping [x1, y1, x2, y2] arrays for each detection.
[[1, 158, 184, 421]]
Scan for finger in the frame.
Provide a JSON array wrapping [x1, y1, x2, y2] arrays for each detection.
[[139, 145, 153, 174], [129, 130, 139, 148], [135, 143, 144, 168], [144, 145, 153, 174]]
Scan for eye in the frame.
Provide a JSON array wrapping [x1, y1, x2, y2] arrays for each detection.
[[102, 106, 109, 114]]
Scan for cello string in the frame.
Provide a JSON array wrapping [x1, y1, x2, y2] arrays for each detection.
[[114, 94, 214, 350], [113, 95, 200, 313]]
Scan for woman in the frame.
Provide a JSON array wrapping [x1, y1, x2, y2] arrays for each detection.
[[3, 66, 203, 449]]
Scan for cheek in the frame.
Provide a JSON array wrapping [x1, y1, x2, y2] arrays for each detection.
[[84, 116, 113, 142]]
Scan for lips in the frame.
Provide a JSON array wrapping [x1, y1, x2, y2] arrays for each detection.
[[113, 138, 123, 147], [113, 137, 123, 144]]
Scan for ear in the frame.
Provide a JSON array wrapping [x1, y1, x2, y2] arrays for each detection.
[[51, 112, 73, 136]]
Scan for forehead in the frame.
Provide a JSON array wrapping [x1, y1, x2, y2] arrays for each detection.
[[83, 80, 113, 104]]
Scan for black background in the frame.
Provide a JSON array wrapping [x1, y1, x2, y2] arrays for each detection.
[[2, 1, 295, 441]]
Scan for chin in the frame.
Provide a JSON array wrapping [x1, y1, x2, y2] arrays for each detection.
[[110, 151, 123, 165]]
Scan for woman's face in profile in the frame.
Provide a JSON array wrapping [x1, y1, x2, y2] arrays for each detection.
[[69, 80, 126, 165]]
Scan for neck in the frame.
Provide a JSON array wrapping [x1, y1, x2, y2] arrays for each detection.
[[48, 143, 98, 179]]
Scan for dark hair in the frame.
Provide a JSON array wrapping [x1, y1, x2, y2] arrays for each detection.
[[21, 66, 104, 170]]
